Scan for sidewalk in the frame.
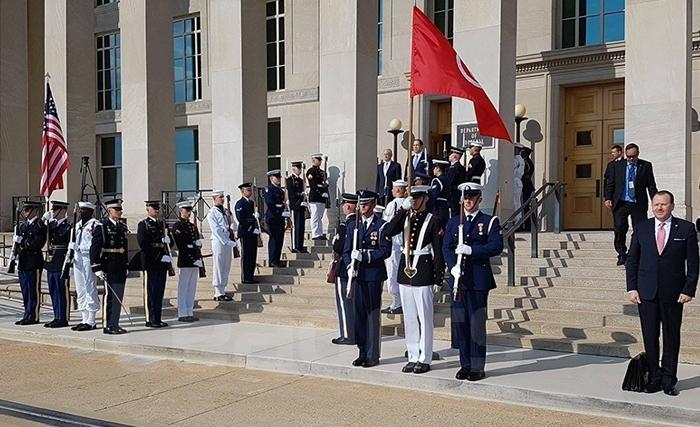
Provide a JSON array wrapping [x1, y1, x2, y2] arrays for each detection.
[[1, 299, 699, 426]]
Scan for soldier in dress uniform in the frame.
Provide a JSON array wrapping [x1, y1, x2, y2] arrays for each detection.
[[447, 147, 468, 217], [287, 161, 308, 253], [465, 141, 486, 184], [343, 190, 390, 368], [235, 182, 260, 284], [384, 185, 444, 374], [264, 169, 289, 268], [430, 159, 451, 230], [172, 200, 203, 322], [443, 183, 503, 381], [43, 201, 71, 328], [14, 201, 47, 326], [331, 193, 358, 345], [307, 153, 329, 240], [71, 201, 103, 331], [380, 180, 408, 315], [413, 172, 430, 186], [136, 200, 172, 328], [99, 199, 129, 334], [206, 190, 237, 301]]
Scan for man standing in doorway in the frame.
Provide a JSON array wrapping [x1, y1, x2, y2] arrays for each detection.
[[465, 141, 486, 184], [375, 149, 402, 206], [307, 154, 329, 240], [408, 139, 432, 179]]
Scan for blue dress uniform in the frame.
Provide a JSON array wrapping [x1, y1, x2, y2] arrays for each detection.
[[43, 201, 71, 328], [331, 193, 358, 345], [14, 201, 47, 325], [447, 148, 468, 217], [235, 183, 259, 283], [286, 162, 307, 253], [342, 190, 390, 367], [264, 170, 287, 267], [99, 199, 129, 334], [136, 201, 172, 328], [430, 160, 451, 230], [443, 183, 503, 380]]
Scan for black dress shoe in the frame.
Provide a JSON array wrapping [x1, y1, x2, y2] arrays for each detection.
[[455, 368, 470, 380], [390, 306, 403, 315], [155, 321, 169, 328], [242, 279, 259, 284], [413, 363, 431, 374], [44, 320, 57, 328], [402, 362, 416, 373], [645, 383, 662, 394], [75, 323, 97, 332], [467, 370, 485, 381], [103, 327, 120, 335], [380, 307, 393, 314], [362, 359, 380, 368], [332, 337, 355, 345], [663, 387, 679, 396], [145, 322, 157, 328], [48, 320, 69, 329], [17, 319, 39, 326], [352, 357, 366, 367], [191, 316, 200, 321], [299, 248, 309, 253], [14, 320, 23, 325], [71, 323, 85, 331], [115, 327, 128, 334], [214, 295, 233, 302], [179, 316, 195, 322], [290, 249, 298, 253]]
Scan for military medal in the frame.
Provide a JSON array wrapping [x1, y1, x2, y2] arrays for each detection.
[[477, 223, 484, 235]]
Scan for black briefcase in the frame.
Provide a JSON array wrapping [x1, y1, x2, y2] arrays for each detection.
[[622, 352, 648, 392]]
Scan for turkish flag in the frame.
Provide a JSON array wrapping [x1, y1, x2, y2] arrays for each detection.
[[410, 6, 512, 142]]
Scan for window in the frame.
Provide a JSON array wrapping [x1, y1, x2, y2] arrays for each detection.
[[560, 0, 624, 48], [432, 0, 454, 44], [95, 0, 118, 6], [100, 135, 122, 196], [96, 32, 121, 111], [267, 120, 281, 171], [266, 0, 285, 91], [173, 16, 202, 102], [175, 129, 199, 192], [377, 0, 384, 76]]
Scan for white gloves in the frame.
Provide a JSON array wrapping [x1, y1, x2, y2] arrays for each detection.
[[161, 255, 172, 263], [225, 240, 237, 247], [282, 212, 291, 218], [450, 265, 461, 280], [95, 270, 106, 281], [194, 260, 204, 268], [253, 212, 260, 219], [253, 229, 261, 235], [68, 242, 76, 250], [321, 192, 329, 198], [432, 284, 442, 294], [455, 244, 472, 255], [42, 211, 52, 221], [195, 239, 203, 247], [347, 266, 357, 278], [13, 235, 23, 244], [301, 202, 309, 208], [401, 197, 413, 211], [351, 250, 362, 261], [162, 235, 171, 245]]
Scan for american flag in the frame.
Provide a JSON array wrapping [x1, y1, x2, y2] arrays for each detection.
[[40, 83, 70, 197]]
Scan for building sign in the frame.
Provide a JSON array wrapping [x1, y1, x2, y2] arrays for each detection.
[[456, 123, 494, 149]]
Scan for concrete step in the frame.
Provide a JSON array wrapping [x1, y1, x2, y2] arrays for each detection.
[[513, 232, 614, 243]]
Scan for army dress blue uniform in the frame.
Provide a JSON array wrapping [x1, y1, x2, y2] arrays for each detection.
[[14, 203, 47, 325], [331, 193, 358, 345], [286, 163, 307, 253], [264, 171, 288, 267], [342, 191, 390, 366], [447, 148, 468, 217], [43, 203, 71, 328], [235, 183, 260, 283], [99, 205, 129, 334], [430, 161, 452, 231], [443, 189, 503, 380]]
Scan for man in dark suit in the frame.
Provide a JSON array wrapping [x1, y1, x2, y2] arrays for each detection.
[[626, 190, 698, 396], [375, 149, 402, 205], [603, 144, 623, 189], [604, 143, 658, 265], [406, 139, 432, 179]]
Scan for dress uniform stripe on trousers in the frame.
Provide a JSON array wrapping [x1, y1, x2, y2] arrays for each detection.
[[65, 278, 71, 321], [143, 272, 150, 321], [34, 269, 41, 321], [336, 277, 348, 338], [102, 281, 109, 328]]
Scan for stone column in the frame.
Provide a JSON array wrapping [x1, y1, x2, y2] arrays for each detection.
[[319, 0, 378, 198], [626, 0, 692, 218], [452, 1, 516, 217], [209, 0, 267, 193], [120, 0, 176, 217]]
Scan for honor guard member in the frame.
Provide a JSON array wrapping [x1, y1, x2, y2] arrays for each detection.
[[466, 141, 486, 184], [43, 201, 71, 328], [447, 147, 468, 216], [343, 190, 391, 368], [235, 183, 260, 284], [430, 159, 451, 230], [513, 143, 526, 220], [384, 185, 444, 374], [71, 201, 103, 331], [307, 153, 329, 240], [172, 200, 203, 322], [331, 193, 358, 345], [413, 171, 430, 186], [381, 180, 408, 315], [443, 183, 503, 381], [264, 169, 289, 268], [14, 201, 47, 325], [99, 199, 129, 334], [206, 190, 237, 300], [137, 200, 172, 328], [373, 205, 385, 219], [287, 161, 308, 253]]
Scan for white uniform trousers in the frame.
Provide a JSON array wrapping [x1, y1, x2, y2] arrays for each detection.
[[384, 239, 403, 308], [513, 180, 523, 221], [399, 285, 434, 364], [211, 240, 232, 297], [178, 267, 199, 317], [309, 202, 325, 238], [73, 251, 99, 325]]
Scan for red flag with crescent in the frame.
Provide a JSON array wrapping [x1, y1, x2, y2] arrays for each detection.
[[410, 6, 512, 142]]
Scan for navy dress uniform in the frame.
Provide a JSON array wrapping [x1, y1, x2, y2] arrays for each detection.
[[136, 201, 172, 328], [430, 159, 451, 230], [447, 147, 468, 217], [307, 154, 329, 240], [43, 201, 72, 328], [286, 161, 307, 253], [71, 202, 103, 331], [264, 170, 288, 268], [443, 183, 503, 381], [331, 193, 358, 345], [99, 199, 129, 334], [235, 183, 260, 284], [466, 141, 486, 184], [14, 201, 47, 326], [172, 200, 203, 322], [342, 190, 391, 367]]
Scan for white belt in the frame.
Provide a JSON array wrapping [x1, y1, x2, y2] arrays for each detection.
[[412, 247, 432, 256], [437, 198, 448, 202]]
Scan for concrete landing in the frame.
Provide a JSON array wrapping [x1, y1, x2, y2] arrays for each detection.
[[0, 299, 699, 426]]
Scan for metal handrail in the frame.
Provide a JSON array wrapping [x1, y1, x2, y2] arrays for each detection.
[[501, 181, 565, 286]]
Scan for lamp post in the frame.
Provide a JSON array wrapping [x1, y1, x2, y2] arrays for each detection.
[[387, 118, 403, 159], [514, 104, 528, 144]]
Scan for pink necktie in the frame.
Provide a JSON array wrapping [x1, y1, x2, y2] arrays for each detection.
[[657, 223, 666, 254]]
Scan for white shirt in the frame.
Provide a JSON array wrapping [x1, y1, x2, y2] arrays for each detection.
[[383, 161, 390, 177], [513, 156, 525, 180], [654, 216, 672, 248], [464, 209, 480, 223], [362, 215, 374, 230], [207, 205, 235, 245]]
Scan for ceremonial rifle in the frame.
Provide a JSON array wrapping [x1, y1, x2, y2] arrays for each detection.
[[162, 220, 176, 277], [7, 205, 23, 274], [61, 203, 79, 279], [225, 194, 242, 258], [323, 156, 331, 209], [453, 187, 465, 302], [251, 178, 265, 248], [192, 208, 207, 278], [346, 194, 361, 299]]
